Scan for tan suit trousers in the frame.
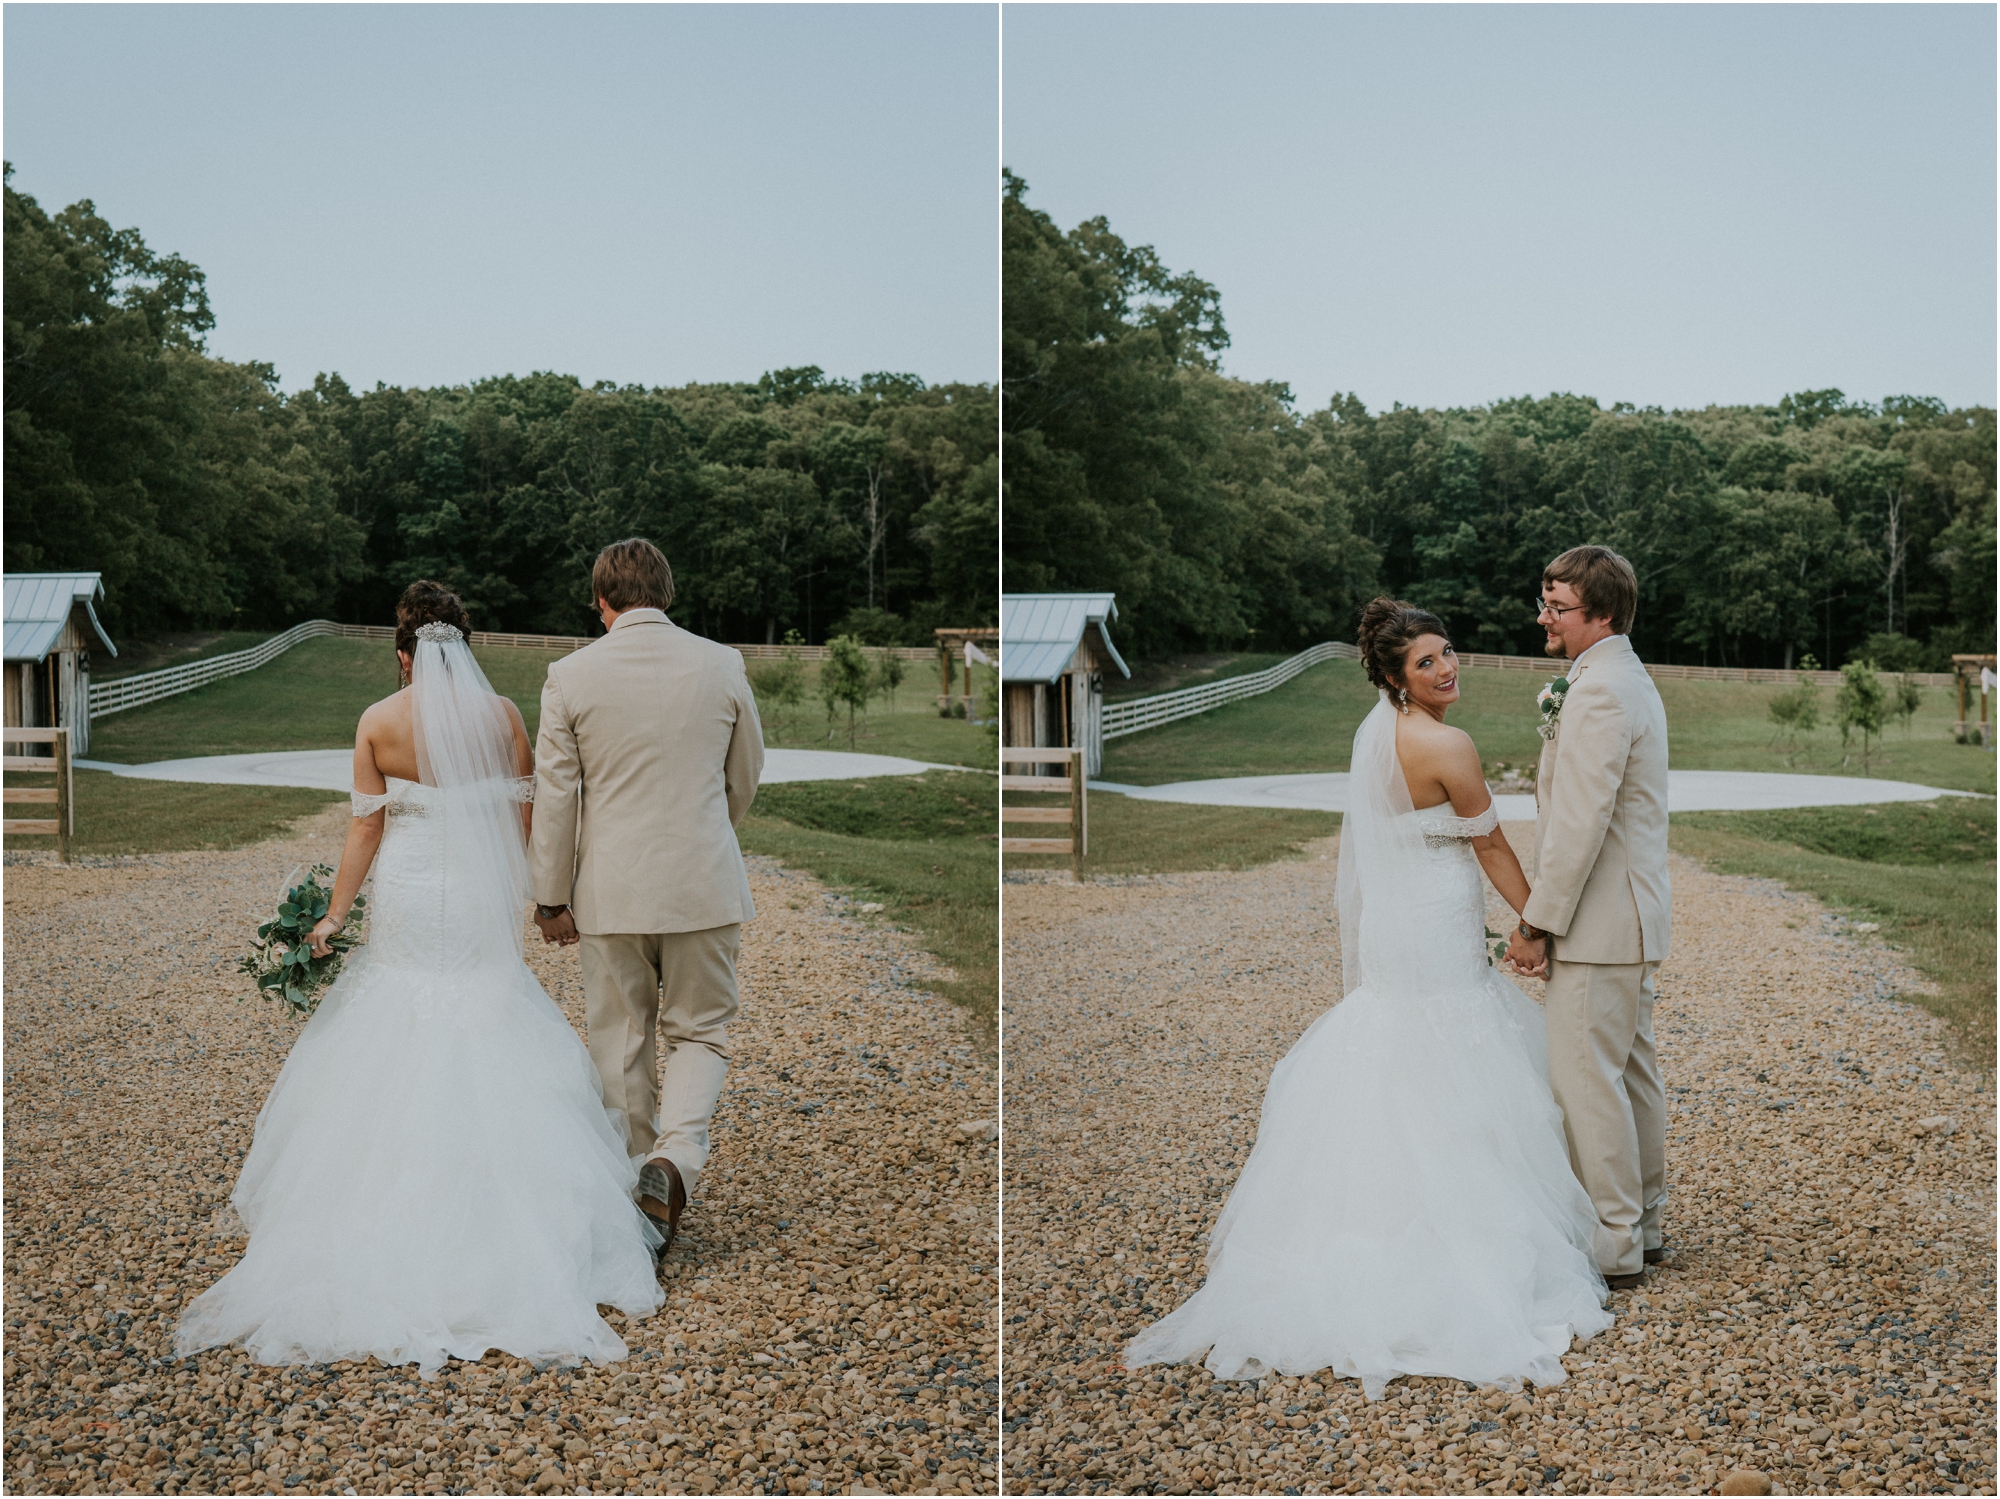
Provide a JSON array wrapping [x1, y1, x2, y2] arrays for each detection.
[[579, 925, 740, 1195], [1545, 957, 1667, 1277]]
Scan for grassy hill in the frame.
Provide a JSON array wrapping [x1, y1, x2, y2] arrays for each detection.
[[1099, 656, 1995, 795], [82, 636, 988, 770]]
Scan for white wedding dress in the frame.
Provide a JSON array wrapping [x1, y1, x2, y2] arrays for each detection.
[[1127, 693, 1612, 1399], [176, 628, 662, 1378]]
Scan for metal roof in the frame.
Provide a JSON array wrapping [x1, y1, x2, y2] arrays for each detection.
[[4, 573, 117, 663], [1000, 592, 1129, 684]]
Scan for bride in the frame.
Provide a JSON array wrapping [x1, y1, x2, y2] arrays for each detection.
[[176, 582, 663, 1378], [1126, 597, 1612, 1400]]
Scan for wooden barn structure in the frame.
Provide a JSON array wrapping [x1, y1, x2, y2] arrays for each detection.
[[4, 573, 116, 757], [1000, 593, 1128, 777]]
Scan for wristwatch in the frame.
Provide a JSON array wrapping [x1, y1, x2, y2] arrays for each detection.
[[536, 904, 570, 921], [1517, 919, 1548, 942]]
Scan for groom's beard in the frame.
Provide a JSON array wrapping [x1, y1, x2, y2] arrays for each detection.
[[1545, 634, 1569, 659]]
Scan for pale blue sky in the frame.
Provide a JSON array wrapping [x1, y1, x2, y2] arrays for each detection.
[[5, 4, 998, 392], [1004, 4, 1996, 414]]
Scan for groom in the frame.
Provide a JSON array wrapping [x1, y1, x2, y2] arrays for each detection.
[[529, 537, 765, 1257], [1506, 545, 1671, 1291]]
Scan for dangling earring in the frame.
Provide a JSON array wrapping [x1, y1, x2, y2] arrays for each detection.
[[1398, 688, 1410, 714]]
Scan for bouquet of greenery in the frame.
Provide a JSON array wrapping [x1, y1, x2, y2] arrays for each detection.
[[237, 864, 365, 1019]]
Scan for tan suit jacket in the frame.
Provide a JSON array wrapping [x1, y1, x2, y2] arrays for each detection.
[[529, 609, 764, 935], [1523, 633, 1671, 964]]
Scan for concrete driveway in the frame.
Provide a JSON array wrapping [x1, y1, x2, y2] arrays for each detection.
[[1088, 768, 1978, 817], [76, 747, 971, 791]]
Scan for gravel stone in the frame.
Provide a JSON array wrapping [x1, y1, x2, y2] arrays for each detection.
[[4, 805, 998, 1496], [1001, 828, 1994, 1495]]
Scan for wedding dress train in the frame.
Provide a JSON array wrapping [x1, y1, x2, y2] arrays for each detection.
[[176, 631, 662, 1378], [1126, 694, 1612, 1399]]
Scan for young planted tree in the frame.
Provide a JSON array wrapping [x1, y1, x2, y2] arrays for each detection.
[[871, 648, 907, 709], [1766, 682, 1821, 766], [821, 634, 873, 749], [1892, 674, 1924, 737], [1835, 661, 1888, 771], [748, 640, 808, 741]]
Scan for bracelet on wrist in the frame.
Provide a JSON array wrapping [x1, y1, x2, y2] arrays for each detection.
[[1518, 920, 1548, 942]]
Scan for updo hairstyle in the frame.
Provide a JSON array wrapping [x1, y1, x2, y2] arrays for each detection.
[[395, 579, 472, 657], [1356, 597, 1449, 692]]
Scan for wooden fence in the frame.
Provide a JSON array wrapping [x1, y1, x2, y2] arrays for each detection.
[[87, 620, 935, 719], [3, 727, 72, 861], [1000, 746, 1086, 865], [1101, 643, 1361, 739], [1100, 641, 1958, 741]]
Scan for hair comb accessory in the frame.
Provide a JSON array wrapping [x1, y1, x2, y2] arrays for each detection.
[[414, 622, 464, 643]]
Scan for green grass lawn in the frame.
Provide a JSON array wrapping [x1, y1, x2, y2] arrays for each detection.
[[4, 769, 344, 856], [738, 772, 996, 1034], [1002, 792, 1341, 877], [83, 636, 568, 762], [84, 634, 993, 769], [757, 684, 993, 769], [1670, 798, 1996, 1072], [1099, 656, 1996, 794]]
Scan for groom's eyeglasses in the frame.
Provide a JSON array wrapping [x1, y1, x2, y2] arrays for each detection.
[[1534, 597, 1584, 620]]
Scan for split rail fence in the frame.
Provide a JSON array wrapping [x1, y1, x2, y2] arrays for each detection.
[[1101, 642, 1957, 742]]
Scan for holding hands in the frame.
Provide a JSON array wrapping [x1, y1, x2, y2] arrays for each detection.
[[1503, 920, 1549, 978], [534, 903, 580, 946]]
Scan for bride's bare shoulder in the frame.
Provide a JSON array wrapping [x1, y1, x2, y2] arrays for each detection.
[[357, 688, 413, 734], [1399, 710, 1474, 750]]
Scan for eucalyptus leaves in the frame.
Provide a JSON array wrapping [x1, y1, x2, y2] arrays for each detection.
[[237, 864, 364, 1019]]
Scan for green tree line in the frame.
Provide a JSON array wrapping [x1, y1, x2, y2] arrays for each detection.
[[1003, 172, 1996, 671], [5, 168, 997, 645]]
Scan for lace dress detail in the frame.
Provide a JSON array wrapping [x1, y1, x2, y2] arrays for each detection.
[[350, 781, 430, 819], [354, 778, 531, 818], [1416, 804, 1499, 849], [350, 787, 393, 819]]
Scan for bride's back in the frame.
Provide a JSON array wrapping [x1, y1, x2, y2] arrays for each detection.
[[360, 688, 421, 785]]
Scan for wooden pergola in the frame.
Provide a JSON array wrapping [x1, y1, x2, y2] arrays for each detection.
[[933, 628, 999, 712], [1952, 654, 1996, 748]]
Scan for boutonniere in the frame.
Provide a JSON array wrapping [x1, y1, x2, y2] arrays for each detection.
[[1536, 676, 1570, 740]]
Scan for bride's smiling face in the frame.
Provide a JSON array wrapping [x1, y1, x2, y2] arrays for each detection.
[[1396, 633, 1460, 711]]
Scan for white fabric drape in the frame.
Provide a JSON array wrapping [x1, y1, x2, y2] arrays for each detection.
[[409, 627, 531, 962]]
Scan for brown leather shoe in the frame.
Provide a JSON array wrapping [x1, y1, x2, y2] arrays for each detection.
[[637, 1156, 686, 1261], [1603, 1270, 1646, 1291], [1644, 1245, 1670, 1266]]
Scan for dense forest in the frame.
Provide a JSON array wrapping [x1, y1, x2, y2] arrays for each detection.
[[4, 169, 996, 645], [1003, 172, 1997, 671]]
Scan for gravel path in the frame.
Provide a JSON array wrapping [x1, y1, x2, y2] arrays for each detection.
[[1001, 826, 1995, 1496], [3, 805, 998, 1497]]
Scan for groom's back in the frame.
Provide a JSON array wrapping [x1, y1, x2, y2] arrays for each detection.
[[532, 614, 764, 935]]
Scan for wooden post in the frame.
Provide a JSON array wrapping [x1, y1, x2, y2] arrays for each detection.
[[1070, 745, 1087, 870], [939, 643, 953, 708], [55, 726, 71, 863]]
